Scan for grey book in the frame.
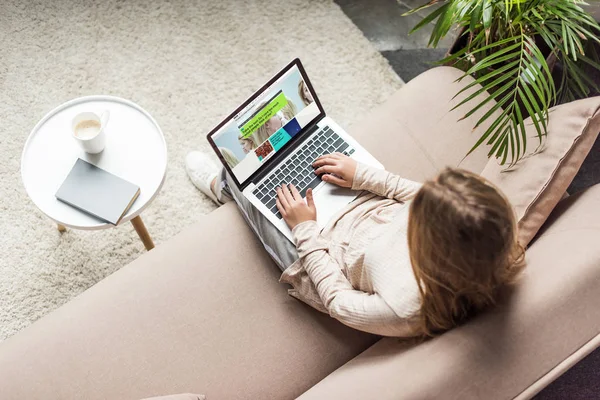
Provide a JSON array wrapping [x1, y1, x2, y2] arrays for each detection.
[[56, 158, 141, 225]]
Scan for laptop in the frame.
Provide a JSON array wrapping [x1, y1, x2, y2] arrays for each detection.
[[207, 58, 383, 241]]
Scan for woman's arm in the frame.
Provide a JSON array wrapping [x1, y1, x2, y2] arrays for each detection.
[[293, 221, 416, 337], [313, 154, 421, 202], [351, 162, 422, 202]]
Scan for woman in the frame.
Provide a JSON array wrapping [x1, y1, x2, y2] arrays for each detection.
[[218, 147, 239, 168], [253, 99, 298, 144], [298, 79, 314, 106], [255, 111, 288, 144], [238, 134, 257, 154], [185, 151, 524, 338]]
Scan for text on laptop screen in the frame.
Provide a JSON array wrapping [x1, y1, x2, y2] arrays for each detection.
[[211, 65, 320, 183]]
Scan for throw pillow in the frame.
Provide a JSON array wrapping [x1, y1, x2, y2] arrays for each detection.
[[481, 97, 600, 246]]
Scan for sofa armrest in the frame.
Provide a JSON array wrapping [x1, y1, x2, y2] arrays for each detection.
[[298, 184, 600, 400]]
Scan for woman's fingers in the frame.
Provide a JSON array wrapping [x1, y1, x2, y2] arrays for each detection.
[[289, 184, 301, 201], [315, 165, 340, 176], [312, 157, 336, 167], [306, 188, 315, 209], [322, 174, 347, 187], [315, 152, 343, 160], [280, 184, 295, 203], [315, 152, 344, 163], [276, 187, 290, 209], [275, 198, 287, 216]]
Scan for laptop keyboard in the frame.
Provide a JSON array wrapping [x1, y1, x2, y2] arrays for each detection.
[[252, 126, 354, 219]]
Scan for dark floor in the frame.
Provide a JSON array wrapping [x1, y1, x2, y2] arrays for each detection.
[[335, 0, 455, 81], [335, 0, 600, 398]]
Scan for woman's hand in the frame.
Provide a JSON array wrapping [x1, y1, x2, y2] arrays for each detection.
[[276, 184, 317, 229], [312, 152, 357, 188]]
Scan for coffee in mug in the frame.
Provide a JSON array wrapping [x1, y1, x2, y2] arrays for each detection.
[[74, 119, 102, 139], [71, 111, 110, 154]]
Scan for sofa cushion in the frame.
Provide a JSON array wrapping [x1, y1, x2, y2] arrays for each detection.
[[481, 97, 600, 246], [0, 203, 377, 400], [298, 184, 600, 400], [349, 67, 505, 180]]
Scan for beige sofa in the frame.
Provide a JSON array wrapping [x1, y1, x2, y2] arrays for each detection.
[[1, 67, 600, 399]]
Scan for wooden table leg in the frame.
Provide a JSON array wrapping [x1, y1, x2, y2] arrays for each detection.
[[57, 224, 67, 232], [131, 215, 155, 251]]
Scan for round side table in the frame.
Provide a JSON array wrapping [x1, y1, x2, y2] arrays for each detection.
[[21, 95, 167, 250]]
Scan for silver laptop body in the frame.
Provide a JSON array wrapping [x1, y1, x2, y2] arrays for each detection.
[[207, 58, 383, 241]]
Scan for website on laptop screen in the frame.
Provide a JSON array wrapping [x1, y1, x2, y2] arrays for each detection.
[[211, 65, 321, 184]]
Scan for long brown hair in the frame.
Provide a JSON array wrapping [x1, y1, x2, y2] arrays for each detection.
[[407, 168, 524, 337]]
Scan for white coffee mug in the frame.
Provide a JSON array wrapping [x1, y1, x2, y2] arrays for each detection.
[[71, 111, 110, 154]]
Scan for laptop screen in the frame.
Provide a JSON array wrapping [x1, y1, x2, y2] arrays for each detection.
[[207, 59, 323, 188]]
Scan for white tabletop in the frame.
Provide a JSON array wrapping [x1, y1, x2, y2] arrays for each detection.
[[21, 95, 167, 230]]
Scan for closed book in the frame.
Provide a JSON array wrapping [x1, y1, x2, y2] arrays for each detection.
[[55, 158, 140, 225]]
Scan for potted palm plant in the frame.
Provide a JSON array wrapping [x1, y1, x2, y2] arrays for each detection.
[[406, 0, 600, 167]]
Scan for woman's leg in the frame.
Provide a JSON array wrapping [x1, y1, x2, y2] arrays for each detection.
[[186, 151, 298, 270], [217, 167, 299, 271]]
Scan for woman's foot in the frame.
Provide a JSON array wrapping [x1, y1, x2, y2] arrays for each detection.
[[185, 151, 221, 205]]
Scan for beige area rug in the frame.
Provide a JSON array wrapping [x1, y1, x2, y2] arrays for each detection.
[[0, 0, 402, 341]]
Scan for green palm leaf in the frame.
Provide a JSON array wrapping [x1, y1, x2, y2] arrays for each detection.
[[457, 33, 554, 166], [404, 0, 600, 167]]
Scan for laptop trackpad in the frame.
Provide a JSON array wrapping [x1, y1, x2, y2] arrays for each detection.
[[313, 182, 357, 228]]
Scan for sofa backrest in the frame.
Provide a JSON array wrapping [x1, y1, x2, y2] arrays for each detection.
[[348, 67, 501, 181]]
